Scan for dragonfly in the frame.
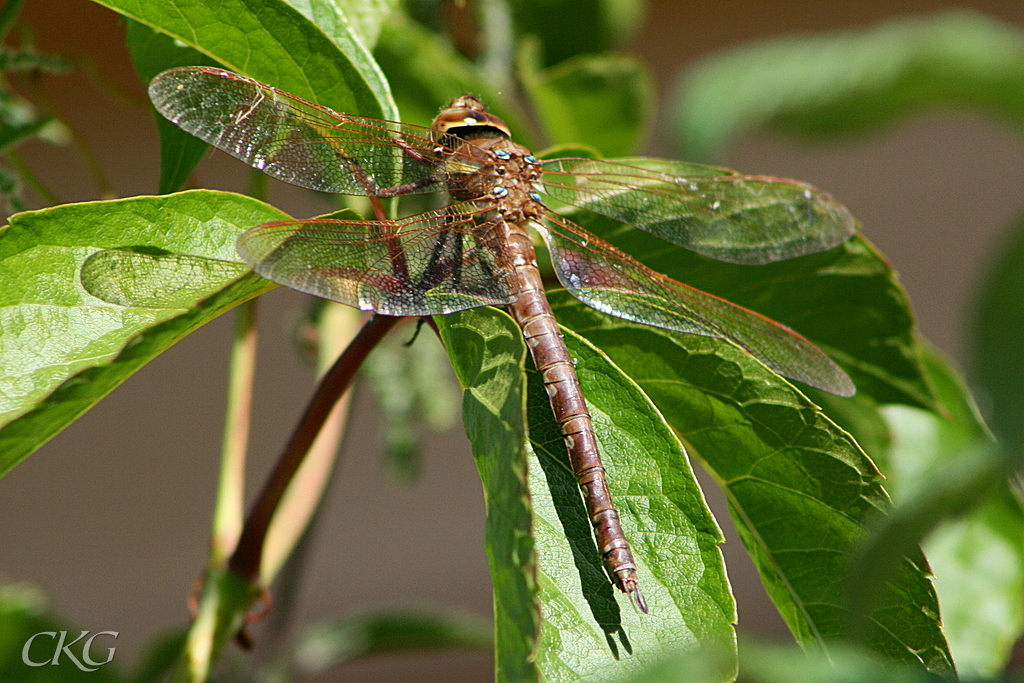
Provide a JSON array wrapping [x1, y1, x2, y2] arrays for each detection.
[[149, 66, 857, 612]]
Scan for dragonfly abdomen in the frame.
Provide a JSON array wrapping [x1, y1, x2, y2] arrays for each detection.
[[503, 221, 648, 613]]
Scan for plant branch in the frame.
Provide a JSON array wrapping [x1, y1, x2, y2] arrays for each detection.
[[227, 313, 403, 582], [5, 149, 60, 205], [260, 302, 360, 582], [210, 299, 258, 564], [247, 166, 268, 203]]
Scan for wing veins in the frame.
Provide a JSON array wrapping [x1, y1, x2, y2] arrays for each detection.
[[538, 211, 854, 395]]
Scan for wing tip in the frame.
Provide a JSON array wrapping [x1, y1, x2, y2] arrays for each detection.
[[797, 365, 856, 397]]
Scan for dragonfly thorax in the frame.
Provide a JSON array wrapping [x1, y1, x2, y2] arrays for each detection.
[[430, 98, 544, 221], [445, 137, 544, 223]]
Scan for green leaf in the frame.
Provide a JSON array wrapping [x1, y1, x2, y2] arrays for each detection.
[[550, 294, 953, 675], [972, 209, 1024, 455], [436, 307, 540, 683], [804, 389, 893, 472], [921, 489, 1024, 678], [520, 48, 655, 157], [528, 327, 736, 681], [122, 18, 202, 101], [441, 304, 737, 682], [80, 251, 248, 308], [93, 0, 396, 120], [600, 649, 735, 683], [294, 609, 492, 675], [673, 10, 1024, 161], [0, 190, 285, 477], [291, 0, 399, 49], [282, 0, 392, 53], [738, 637, 943, 683], [880, 346, 1024, 678], [508, 0, 644, 67], [373, 13, 526, 133], [373, 16, 477, 128], [126, 19, 215, 193], [571, 210, 936, 409]]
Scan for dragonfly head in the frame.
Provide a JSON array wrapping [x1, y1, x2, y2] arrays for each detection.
[[433, 95, 511, 140]]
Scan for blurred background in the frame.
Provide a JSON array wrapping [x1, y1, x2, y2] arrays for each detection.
[[1, 0, 1023, 680]]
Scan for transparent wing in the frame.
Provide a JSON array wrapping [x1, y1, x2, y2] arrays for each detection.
[[540, 157, 855, 265], [149, 66, 456, 196], [237, 205, 519, 316], [538, 211, 855, 395]]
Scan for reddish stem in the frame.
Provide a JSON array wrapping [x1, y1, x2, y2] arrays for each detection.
[[228, 313, 403, 581]]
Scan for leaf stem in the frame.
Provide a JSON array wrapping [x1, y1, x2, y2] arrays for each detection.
[[259, 302, 361, 582], [247, 166, 268, 203], [478, 0, 515, 93], [4, 149, 60, 205], [210, 299, 259, 565], [255, 304, 360, 666], [227, 313, 403, 582]]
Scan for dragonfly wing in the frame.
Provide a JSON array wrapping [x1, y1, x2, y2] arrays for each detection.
[[237, 206, 519, 316], [539, 212, 855, 396], [541, 157, 855, 265], [149, 66, 447, 196]]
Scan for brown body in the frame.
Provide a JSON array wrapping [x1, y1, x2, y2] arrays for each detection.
[[438, 103, 646, 610]]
